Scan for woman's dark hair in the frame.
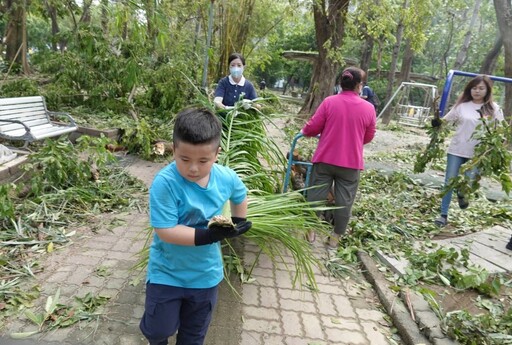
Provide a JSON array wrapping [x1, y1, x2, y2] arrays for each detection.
[[228, 53, 245, 66], [340, 67, 365, 91], [172, 107, 222, 148], [456, 75, 495, 116]]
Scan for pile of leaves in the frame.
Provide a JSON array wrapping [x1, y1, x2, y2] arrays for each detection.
[[330, 123, 512, 345], [446, 119, 512, 200], [0, 136, 146, 327], [413, 120, 451, 173]]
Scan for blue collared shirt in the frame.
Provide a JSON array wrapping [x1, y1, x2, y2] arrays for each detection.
[[214, 75, 257, 107]]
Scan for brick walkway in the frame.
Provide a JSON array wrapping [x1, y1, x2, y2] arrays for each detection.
[[0, 155, 398, 345]]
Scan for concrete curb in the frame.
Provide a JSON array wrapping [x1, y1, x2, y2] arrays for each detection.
[[357, 251, 431, 345], [399, 290, 459, 345]]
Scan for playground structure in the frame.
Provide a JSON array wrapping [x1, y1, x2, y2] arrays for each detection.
[[438, 70, 512, 117], [377, 82, 437, 127]]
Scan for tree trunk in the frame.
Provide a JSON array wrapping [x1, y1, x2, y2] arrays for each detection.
[[121, 1, 128, 40], [101, 0, 108, 34], [453, 0, 482, 70], [399, 39, 413, 83], [381, 0, 408, 124], [216, 0, 256, 81], [79, 0, 92, 24], [493, 0, 512, 119], [375, 40, 383, 78], [44, 0, 60, 51], [440, 12, 455, 78], [479, 34, 503, 75], [299, 0, 350, 117], [5, 0, 23, 65], [360, 36, 374, 74], [0, 2, 5, 54], [144, 0, 156, 48], [21, 0, 29, 74]]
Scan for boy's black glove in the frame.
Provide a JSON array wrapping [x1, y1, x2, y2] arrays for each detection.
[[431, 118, 442, 127], [194, 218, 252, 246]]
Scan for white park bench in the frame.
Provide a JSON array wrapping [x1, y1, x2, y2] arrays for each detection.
[[0, 96, 78, 147]]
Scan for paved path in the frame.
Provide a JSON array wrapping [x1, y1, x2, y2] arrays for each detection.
[[0, 155, 398, 345]]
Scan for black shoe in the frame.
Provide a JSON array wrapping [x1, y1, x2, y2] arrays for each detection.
[[457, 195, 469, 209], [506, 237, 512, 251], [434, 215, 447, 227]]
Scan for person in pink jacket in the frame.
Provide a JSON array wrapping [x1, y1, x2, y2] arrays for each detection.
[[301, 67, 376, 248]]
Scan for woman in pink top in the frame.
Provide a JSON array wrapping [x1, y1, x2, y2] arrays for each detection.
[[301, 67, 376, 248]]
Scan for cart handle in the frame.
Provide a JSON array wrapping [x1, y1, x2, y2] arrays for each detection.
[[282, 132, 319, 193]]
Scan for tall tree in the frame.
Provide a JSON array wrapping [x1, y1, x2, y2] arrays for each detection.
[[453, 0, 482, 70], [100, 0, 108, 34], [215, 0, 256, 80], [43, 0, 67, 52], [5, 0, 30, 74], [359, 36, 374, 73], [399, 39, 413, 83], [380, 0, 407, 124], [493, 0, 512, 118], [479, 34, 502, 74], [143, 0, 157, 48], [299, 0, 350, 116]]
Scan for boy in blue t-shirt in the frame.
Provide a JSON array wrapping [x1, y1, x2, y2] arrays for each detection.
[[139, 107, 252, 345]]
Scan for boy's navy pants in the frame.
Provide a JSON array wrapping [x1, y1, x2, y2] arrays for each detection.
[[140, 282, 219, 345]]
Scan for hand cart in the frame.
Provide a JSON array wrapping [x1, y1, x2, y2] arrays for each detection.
[[282, 132, 318, 193]]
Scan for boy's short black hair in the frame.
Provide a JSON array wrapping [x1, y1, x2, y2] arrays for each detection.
[[173, 107, 222, 147]]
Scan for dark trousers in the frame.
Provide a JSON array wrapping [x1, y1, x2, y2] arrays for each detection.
[[307, 162, 360, 235], [139, 283, 219, 345]]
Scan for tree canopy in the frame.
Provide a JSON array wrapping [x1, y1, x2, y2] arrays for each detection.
[[0, 0, 511, 118]]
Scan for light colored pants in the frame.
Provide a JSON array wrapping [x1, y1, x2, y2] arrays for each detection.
[[306, 162, 360, 235]]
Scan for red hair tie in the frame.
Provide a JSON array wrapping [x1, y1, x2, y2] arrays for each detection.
[[342, 71, 353, 80]]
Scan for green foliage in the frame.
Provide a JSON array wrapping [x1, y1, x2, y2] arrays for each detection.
[[444, 299, 512, 345], [138, 62, 199, 114], [0, 283, 40, 326], [218, 100, 285, 193], [35, 26, 142, 112], [402, 245, 503, 296], [0, 78, 39, 97], [445, 119, 512, 199], [414, 120, 450, 173], [120, 117, 170, 160], [22, 136, 116, 197], [0, 184, 15, 222], [241, 190, 329, 290], [10, 289, 110, 338], [256, 90, 281, 107], [331, 165, 512, 267]]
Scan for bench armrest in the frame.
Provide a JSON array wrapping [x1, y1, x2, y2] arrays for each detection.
[[0, 119, 31, 132], [48, 111, 77, 127]]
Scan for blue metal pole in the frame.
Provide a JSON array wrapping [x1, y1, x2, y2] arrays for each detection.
[[438, 70, 455, 118], [283, 132, 303, 193]]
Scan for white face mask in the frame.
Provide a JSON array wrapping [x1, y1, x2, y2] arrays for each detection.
[[230, 66, 243, 79]]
